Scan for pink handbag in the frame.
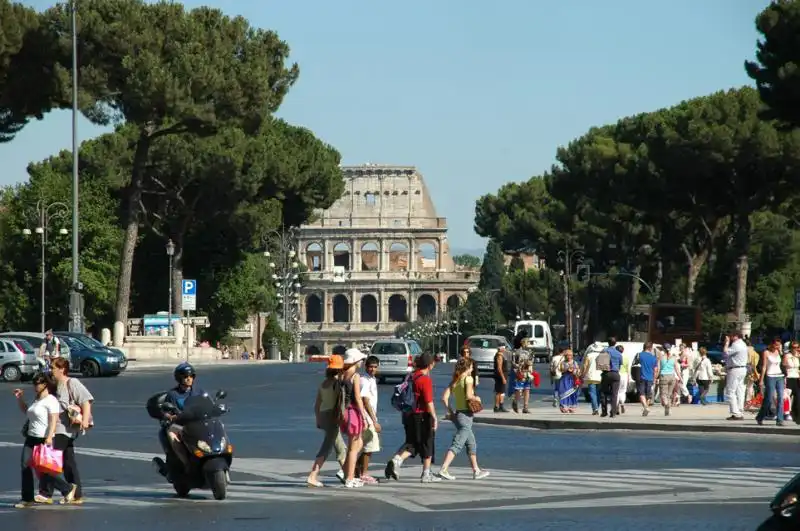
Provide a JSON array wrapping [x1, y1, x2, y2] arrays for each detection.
[[31, 444, 63, 476]]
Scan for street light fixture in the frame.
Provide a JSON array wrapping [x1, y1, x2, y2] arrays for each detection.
[[68, 0, 84, 333], [166, 239, 176, 333], [262, 226, 301, 361], [22, 200, 70, 333]]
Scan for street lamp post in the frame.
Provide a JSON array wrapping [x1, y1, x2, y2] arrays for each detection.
[[263, 227, 301, 362], [68, 0, 84, 333], [22, 201, 70, 333], [166, 239, 175, 333], [557, 247, 585, 352]]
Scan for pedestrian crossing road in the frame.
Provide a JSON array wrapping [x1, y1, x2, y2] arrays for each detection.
[[0, 442, 793, 514]]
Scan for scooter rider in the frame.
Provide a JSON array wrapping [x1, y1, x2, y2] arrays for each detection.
[[156, 363, 206, 475]]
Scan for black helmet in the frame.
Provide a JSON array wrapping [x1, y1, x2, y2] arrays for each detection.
[[173, 362, 196, 383]]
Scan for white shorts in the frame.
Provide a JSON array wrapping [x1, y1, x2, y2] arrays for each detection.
[[362, 425, 380, 454]]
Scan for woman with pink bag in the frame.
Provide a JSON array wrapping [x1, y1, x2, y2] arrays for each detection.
[[13, 373, 77, 508]]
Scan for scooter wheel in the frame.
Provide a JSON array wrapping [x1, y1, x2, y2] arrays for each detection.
[[208, 470, 227, 500]]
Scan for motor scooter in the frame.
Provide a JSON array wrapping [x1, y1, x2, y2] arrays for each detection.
[[146, 390, 233, 500], [757, 472, 800, 530]]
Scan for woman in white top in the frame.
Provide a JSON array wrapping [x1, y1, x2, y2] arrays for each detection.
[[783, 342, 800, 423], [694, 348, 714, 405], [756, 338, 785, 426], [13, 373, 77, 507]]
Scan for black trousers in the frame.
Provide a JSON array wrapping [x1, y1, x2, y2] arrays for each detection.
[[788, 378, 800, 422], [40, 434, 82, 499], [601, 371, 621, 416]]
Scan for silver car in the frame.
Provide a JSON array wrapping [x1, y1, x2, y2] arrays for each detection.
[[0, 338, 40, 382], [370, 339, 422, 383], [466, 335, 513, 374]]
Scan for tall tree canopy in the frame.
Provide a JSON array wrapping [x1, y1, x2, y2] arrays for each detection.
[[746, 0, 800, 129], [43, 0, 301, 326]]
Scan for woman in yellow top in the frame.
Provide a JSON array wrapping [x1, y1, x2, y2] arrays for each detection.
[[306, 355, 347, 488], [436, 358, 490, 481]]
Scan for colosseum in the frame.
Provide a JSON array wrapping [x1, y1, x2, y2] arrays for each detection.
[[296, 164, 479, 356]]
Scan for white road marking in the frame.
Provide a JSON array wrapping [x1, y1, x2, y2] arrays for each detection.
[[0, 440, 792, 512]]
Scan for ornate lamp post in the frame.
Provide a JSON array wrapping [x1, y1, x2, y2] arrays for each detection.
[[22, 201, 70, 332], [264, 227, 301, 362], [557, 247, 585, 352]]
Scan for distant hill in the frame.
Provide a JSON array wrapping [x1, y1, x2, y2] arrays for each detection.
[[450, 247, 483, 258]]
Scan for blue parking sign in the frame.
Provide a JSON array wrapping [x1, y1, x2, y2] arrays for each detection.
[[182, 279, 197, 296]]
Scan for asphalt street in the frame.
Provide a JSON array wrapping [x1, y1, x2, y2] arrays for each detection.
[[0, 362, 793, 530]]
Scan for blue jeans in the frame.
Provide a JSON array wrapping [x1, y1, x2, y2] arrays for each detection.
[[21, 436, 72, 502], [448, 411, 476, 456], [757, 376, 785, 423], [587, 384, 600, 411]]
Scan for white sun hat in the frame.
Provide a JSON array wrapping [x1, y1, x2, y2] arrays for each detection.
[[342, 348, 367, 365]]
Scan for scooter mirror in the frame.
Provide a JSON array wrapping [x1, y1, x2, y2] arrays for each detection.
[[217, 404, 228, 414], [215, 390, 227, 400]]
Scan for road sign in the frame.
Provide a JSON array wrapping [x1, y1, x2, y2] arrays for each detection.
[[181, 279, 197, 311]]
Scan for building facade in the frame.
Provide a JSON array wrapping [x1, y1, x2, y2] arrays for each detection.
[[297, 164, 479, 356]]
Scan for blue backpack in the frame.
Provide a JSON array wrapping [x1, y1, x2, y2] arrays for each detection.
[[391, 373, 416, 413]]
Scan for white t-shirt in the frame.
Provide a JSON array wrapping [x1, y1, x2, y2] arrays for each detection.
[[359, 373, 379, 426], [26, 394, 60, 438]]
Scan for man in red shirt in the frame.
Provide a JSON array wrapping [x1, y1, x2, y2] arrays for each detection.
[[384, 352, 441, 483]]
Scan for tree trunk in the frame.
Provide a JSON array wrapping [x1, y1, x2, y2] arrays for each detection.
[[627, 266, 642, 340], [733, 215, 751, 324], [113, 133, 152, 326], [653, 258, 664, 301], [684, 249, 709, 306], [172, 247, 184, 316], [562, 273, 572, 346]]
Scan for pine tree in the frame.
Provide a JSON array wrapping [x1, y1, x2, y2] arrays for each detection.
[[479, 240, 506, 291]]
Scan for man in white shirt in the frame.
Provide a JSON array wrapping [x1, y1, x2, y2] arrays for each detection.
[[724, 331, 748, 420], [357, 355, 382, 484]]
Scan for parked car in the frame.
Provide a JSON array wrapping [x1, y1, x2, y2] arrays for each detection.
[[0, 332, 72, 367], [370, 339, 422, 383], [56, 331, 127, 371], [465, 335, 514, 375], [0, 337, 40, 382]]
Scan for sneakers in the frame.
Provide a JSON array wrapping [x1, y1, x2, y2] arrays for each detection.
[[384, 457, 400, 481], [13, 501, 34, 509], [473, 469, 490, 480], [336, 469, 346, 485], [420, 471, 441, 483], [344, 478, 363, 489], [34, 494, 53, 504], [360, 475, 379, 485], [437, 468, 456, 481], [60, 484, 78, 505]]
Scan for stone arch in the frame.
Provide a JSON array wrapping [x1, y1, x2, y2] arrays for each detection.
[[332, 294, 350, 323], [360, 294, 378, 323], [447, 294, 462, 310], [389, 242, 409, 272], [361, 242, 379, 271], [388, 294, 408, 322], [365, 192, 377, 206], [417, 241, 438, 271], [333, 242, 351, 270], [417, 293, 437, 319], [305, 242, 323, 271], [305, 344, 321, 356], [305, 294, 323, 323]]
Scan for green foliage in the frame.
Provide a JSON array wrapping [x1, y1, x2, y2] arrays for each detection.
[[206, 253, 273, 340], [475, 87, 800, 338], [452, 254, 481, 268], [462, 290, 503, 337], [261, 314, 293, 360], [478, 240, 506, 291], [508, 254, 525, 273], [746, 0, 800, 129]]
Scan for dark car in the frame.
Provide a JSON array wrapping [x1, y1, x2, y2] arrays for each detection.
[[56, 331, 127, 366], [55, 334, 126, 377]]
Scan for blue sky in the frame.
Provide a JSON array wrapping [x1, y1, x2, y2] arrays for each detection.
[[3, 0, 769, 253]]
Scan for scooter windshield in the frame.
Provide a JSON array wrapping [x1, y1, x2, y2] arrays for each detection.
[[180, 394, 222, 422]]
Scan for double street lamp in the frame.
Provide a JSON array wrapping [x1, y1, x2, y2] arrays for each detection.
[[557, 247, 585, 352], [263, 227, 302, 362], [22, 200, 70, 333]]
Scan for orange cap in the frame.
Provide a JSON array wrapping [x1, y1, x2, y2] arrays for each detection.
[[327, 355, 344, 369]]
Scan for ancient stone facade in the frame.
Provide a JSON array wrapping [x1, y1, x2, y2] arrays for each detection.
[[297, 164, 479, 355]]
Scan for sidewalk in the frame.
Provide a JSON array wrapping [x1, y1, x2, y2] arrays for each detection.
[[125, 359, 287, 370], [473, 399, 800, 436]]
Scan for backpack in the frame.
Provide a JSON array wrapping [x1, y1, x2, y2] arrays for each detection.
[[630, 353, 642, 382], [596, 351, 611, 372], [391, 373, 416, 414]]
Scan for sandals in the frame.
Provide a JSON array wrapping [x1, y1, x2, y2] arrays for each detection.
[[306, 479, 324, 488]]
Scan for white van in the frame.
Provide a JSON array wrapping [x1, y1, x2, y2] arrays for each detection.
[[513, 320, 553, 360]]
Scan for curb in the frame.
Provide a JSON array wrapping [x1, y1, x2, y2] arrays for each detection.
[[125, 360, 288, 370], [472, 415, 799, 436]]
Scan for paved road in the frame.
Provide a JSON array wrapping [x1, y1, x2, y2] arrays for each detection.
[[0, 363, 791, 530]]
